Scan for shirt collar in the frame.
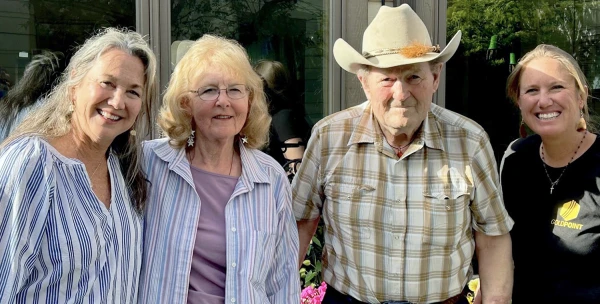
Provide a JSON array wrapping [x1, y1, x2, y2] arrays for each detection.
[[151, 138, 271, 187]]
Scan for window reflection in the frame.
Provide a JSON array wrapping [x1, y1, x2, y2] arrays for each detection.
[[0, 0, 135, 98], [170, 0, 327, 124]]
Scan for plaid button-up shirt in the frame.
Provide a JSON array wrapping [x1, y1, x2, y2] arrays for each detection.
[[292, 101, 514, 303]]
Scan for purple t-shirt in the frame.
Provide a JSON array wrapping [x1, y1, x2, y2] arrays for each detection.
[[187, 165, 238, 304]]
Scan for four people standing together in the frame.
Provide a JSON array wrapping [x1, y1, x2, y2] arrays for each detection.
[[0, 4, 598, 304]]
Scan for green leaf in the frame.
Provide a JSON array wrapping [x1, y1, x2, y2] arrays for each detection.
[[305, 271, 317, 284], [312, 236, 322, 247]]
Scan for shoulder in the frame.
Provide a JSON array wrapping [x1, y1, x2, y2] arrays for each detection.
[[504, 134, 540, 158], [312, 101, 367, 132], [245, 148, 288, 177], [142, 137, 170, 152], [273, 109, 293, 121], [1, 136, 52, 164], [0, 136, 57, 189], [430, 104, 487, 137], [500, 134, 540, 174], [142, 138, 176, 160]]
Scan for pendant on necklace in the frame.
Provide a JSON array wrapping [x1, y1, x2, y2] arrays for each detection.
[[550, 184, 554, 194]]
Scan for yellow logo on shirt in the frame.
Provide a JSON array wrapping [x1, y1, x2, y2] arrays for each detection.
[[550, 200, 583, 230]]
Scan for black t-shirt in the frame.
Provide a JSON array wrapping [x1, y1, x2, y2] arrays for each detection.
[[272, 109, 311, 143], [501, 134, 600, 303]]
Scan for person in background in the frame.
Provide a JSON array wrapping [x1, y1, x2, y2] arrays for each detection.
[[293, 4, 514, 304], [0, 27, 157, 303], [138, 34, 300, 304], [254, 60, 311, 174], [501, 44, 600, 303], [0, 51, 65, 142]]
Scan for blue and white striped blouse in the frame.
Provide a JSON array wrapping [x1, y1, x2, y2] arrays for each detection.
[[0, 136, 143, 303], [138, 138, 300, 304]]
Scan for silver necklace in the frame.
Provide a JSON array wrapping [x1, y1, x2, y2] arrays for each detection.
[[540, 130, 587, 194]]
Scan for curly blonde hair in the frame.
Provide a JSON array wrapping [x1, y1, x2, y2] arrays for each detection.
[[159, 34, 270, 150]]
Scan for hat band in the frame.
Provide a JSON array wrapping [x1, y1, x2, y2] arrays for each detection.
[[362, 44, 441, 59]]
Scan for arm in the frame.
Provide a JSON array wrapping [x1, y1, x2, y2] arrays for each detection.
[[474, 232, 513, 304], [0, 138, 52, 302], [291, 128, 324, 268], [282, 137, 305, 161], [267, 170, 301, 303], [469, 135, 515, 304], [296, 217, 320, 268]]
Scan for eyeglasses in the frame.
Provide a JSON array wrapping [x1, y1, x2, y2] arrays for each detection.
[[190, 84, 248, 101]]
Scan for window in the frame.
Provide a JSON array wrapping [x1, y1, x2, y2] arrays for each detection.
[[0, 0, 136, 98], [170, 0, 329, 125]]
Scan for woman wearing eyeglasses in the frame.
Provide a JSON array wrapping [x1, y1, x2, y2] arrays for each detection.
[[137, 34, 300, 304]]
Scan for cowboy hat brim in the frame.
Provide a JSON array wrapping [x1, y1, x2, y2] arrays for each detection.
[[334, 30, 462, 74]]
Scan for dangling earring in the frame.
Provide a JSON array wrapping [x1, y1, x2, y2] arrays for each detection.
[[240, 134, 248, 144], [68, 104, 74, 113], [519, 119, 528, 138], [577, 110, 587, 132], [130, 129, 137, 137], [187, 130, 195, 147]]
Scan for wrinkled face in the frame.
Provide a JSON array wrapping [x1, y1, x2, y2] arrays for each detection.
[[71, 49, 145, 146], [187, 69, 249, 144], [518, 57, 584, 138], [359, 62, 441, 138]]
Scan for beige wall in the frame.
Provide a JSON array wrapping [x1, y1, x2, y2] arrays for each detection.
[[341, 0, 447, 110]]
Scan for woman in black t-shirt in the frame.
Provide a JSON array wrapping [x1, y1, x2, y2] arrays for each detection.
[[501, 44, 600, 303]]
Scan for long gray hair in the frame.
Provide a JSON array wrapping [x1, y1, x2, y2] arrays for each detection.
[[4, 27, 157, 212]]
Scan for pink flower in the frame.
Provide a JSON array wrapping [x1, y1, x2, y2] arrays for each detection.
[[301, 282, 327, 304]]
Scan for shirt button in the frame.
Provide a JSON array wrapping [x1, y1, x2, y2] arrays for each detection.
[[231, 298, 236, 303], [231, 227, 237, 232], [231, 262, 237, 267], [446, 205, 451, 211], [395, 236, 400, 240]]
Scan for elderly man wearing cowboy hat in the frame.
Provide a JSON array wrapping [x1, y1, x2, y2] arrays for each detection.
[[292, 4, 514, 304]]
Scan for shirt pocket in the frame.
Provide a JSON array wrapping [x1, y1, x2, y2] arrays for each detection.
[[242, 231, 277, 293], [324, 183, 376, 239], [421, 187, 471, 248]]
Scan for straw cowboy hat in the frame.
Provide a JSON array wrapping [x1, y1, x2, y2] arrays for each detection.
[[333, 4, 462, 74]]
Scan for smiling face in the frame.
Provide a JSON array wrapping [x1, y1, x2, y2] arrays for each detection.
[[187, 69, 249, 144], [71, 48, 144, 147], [518, 57, 584, 138], [359, 62, 441, 140]]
